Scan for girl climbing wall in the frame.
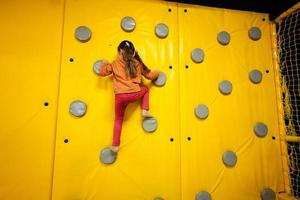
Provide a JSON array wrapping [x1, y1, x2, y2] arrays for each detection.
[[99, 40, 160, 153]]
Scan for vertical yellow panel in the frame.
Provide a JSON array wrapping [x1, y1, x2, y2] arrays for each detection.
[[0, 0, 64, 199], [270, 23, 292, 195], [52, 0, 181, 199], [178, 4, 285, 200]]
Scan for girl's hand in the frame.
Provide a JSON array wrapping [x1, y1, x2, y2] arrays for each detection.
[[154, 70, 160, 80]]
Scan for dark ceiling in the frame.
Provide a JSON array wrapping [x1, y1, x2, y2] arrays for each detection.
[[166, 0, 299, 20]]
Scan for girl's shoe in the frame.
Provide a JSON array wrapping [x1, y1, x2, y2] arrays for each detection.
[[110, 146, 119, 153], [142, 109, 153, 118]]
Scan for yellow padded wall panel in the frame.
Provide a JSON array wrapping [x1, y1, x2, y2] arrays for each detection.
[[52, 0, 181, 200], [178, 3, 285, 200], [0, 0, 64, 199]]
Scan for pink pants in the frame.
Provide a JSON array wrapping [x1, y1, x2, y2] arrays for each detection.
[[112, 85, 149, 146]]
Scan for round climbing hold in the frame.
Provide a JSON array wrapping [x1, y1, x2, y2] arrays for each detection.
[[248, 27, 262, 41], [100, 147, 117, 165], [93, 60, 104, 75], [195, 104, 209, 119], [75, 26, 92, 42], [153, 72, 167, 87], [153, 197, 164, 200], [69, 100, 87, 117], [155, 23, 169, 38], [195, 191, 212, 200], [260, 188, 276, 200], [254, 122, 268, 137], [142, 117, 158, 133], [121, 16, 136, 32], [191, 48, 205, 63], [219, 80, 232, 95], [217, 31, 230, 45], [222, 150, 237, 167], [249, 69, 263, 84]]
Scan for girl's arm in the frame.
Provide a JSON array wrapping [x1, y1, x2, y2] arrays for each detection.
[[99, 61, 113, 76], [142, 70, 159, 80], [141, 64, 159, 80]]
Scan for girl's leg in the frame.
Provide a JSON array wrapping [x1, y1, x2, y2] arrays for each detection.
[[123, 85, 151, 116], [112, 95, 128, 148], [139, 86, 149, 110], [139, 86, 153, 118]]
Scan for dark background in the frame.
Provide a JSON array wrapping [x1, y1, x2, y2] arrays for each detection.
[[166, 0, 299, 20]]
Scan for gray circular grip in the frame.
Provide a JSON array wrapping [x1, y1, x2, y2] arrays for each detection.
[[261, 188, 276, 200], [219, 80, 232, 95], [217, 31, 230, 45], [69, 100, 87, 117], [195, 104, 209, 119], [121, 16, 136, 32], [153, 72, 167, 87], [93, 60, 105, 75], [195, 191, 212, 200], [248, 27, 262, 41], [100, 147, 117, 164], [254, 122, 268, 137], [222, 150, 237, 167], [75, 26, 92, 42], [191, 48, 205, 63], [142, 117, 158, 133], [249, 69, 263, 84], [155, 23, 169, 38]]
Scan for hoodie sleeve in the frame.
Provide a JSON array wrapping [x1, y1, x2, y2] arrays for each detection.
[[99, 62, 113, 76], [142, 70, 159, 80], [139, 63, 159, 80]]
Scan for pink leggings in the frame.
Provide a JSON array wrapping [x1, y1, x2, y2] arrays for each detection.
[[112, 86, 149, 146]]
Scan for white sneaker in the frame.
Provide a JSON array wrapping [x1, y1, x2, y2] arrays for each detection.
[[142, 109, 153, 118], [110, 146, 119, 153]]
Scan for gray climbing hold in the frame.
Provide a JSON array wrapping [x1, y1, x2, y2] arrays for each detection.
[[222, 150, 237, 167], [153, 72, 167, 87], [154, 197, 164, 200], [155, 23, 169, 38], [217, 31, 230, 45], [219, 80, 232, 95], [248, 27, 262, 41], [121, 16, 136, 32], [69, 100, 87, 117], [93, 60, 105, 75], [261, 188, 276, 200], [100, 147, 117, 164], [75, 26, 92, 42], [249, 69, 263, 84], [195, 191, 212, 200], [195, 104, 209, 119], [254, 122, 268, 137], [191, 48, 205, 63], [142, 117, 158, 133]]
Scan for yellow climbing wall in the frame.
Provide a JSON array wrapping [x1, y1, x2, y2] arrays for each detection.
[[0, 0, 64, 199], [178, 4, 285, 200], [0, 0, 287, 200]]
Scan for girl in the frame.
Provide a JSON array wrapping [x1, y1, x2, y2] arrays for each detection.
[[99, 40, 159, 153]]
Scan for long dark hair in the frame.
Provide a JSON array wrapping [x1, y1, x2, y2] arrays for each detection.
[[117, 40, 150, 78]]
